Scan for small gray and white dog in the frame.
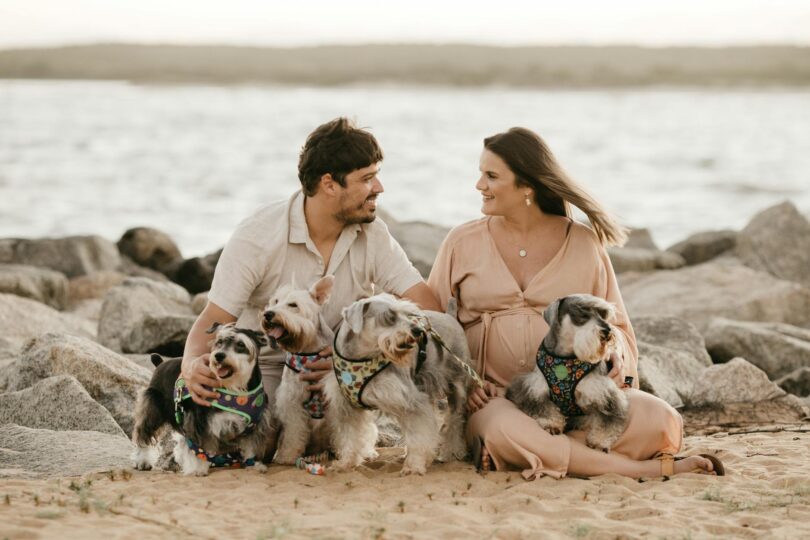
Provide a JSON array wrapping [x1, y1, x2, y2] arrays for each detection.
[[132, 322, 276, 475], [260, 275, 336, 464], [506, 294, 629, 452], [328, 294, 472, 475]]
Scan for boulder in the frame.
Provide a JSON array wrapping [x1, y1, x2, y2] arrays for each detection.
[[173, 249, 222, 294], [0, 375, 125, 437], [666, 230, 737, 266], [775, 367, 810, 397], [624, 228, 658, 251], [0, 264, 68, 310], [3, 333, 151, 435], [636, 343, 708, 409], [703, 318, 810, 379], [97, 277, 194, 352], [67, 270, 126, 303], [191, 291, 209, 314], [0, 424, 133, 478], [631, 316, 712, 367], [0, 293, 95, 348], [682, 397, 809, 433], [119, 254, 170, 281], [120, 314, 196, 356], [0, 235, 121, 278], [117, 227, 184, 277], [736, 201, 810, 287], [690, 357, 785, 407], [621, 258, 810, 331], [608, 247, 686, 274], [66, 298, 103, 324]]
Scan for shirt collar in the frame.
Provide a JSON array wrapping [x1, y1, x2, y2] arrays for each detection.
[[288, 190, 364, 246]]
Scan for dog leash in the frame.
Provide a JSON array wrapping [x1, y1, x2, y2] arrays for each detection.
[[408, 315, 485, 389]]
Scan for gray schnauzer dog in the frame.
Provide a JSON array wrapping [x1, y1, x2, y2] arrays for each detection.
[[132, 323, 276, 475], [260, 275, 336, 465], [328, 294, 472, 475], [506, 294, 629, 452]]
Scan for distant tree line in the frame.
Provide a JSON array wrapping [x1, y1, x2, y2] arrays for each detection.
[[0, 44, 808, 87]]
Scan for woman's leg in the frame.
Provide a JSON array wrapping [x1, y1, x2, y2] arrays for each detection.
[[469, 395, 711, 479]]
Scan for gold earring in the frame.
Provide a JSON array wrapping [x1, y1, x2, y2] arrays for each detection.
[[525, 193, 532, 206]]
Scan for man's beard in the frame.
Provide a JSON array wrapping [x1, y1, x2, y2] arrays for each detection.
[[335, 195, 377, 225]]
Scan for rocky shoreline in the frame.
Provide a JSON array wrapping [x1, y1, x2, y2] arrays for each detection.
[[1, 200, 809, 478]]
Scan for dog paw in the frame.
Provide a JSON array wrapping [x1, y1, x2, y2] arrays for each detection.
[[252, 462, 269, 473], [400, 464, 427, 476], [132, 462, 152, 471]]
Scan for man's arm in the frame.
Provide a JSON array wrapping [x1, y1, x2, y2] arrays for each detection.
[[402, 281, 441, 312], [180, 301, 238, 406]]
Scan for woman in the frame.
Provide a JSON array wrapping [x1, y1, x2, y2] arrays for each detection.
[[428, 127, 720, 479]]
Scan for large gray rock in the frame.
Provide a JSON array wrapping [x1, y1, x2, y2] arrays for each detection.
[[119, 254, 171, 282], [116, 227, 183, 277], [682, 396, 809, 433], [0, 375, 125, 437], [666, 230, 737, 266], [377, 208, 449, 278], [632, 316, 712, 367], [703, 318, 810, 380], [0, 264, 68, 310], [624, 228, 658, 251], [0, 293, 95, 348], [173, 249, 222, 294], [0, 424, 133, 478], [191, 291, 209, 315], [121, 314, 196, 356], [736, 201, 810, 288], [3, 333, 151, 435], [621, 258, 810, 331], [0, 235, 121, 278], [690, 357, 785, 407], [67, 270, 126, 304], [776, 367, 810, 397], [98, 277, 194, 352], [608, 247, 686, 274], [636, 343, 708, 409]]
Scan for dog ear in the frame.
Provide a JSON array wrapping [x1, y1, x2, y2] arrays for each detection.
[[309, 274, 335, 306], [205, 322, 222, 334], [242, 329, 269, 348], [342, 301, 368, 334], [542, 298, 561, 328], [597, 301, 617, 323]]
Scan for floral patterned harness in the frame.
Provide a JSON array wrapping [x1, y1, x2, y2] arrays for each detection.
[[536, 344, 599, 417], [173, 377, 267, 467], [285, 352, 328, 419]]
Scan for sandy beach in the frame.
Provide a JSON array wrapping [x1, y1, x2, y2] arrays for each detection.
[[2, 425, 809, 540]]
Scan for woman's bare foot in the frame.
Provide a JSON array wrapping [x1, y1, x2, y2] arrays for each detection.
[[480, 445, 492, 472], [673, 455, 714, 475]]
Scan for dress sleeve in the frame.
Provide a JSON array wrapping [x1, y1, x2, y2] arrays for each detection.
[[427, 234, 456, 314], [594, 246, 639, 387]]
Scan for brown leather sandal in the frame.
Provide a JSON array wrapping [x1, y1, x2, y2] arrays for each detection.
[[658, 453, 726, 477]]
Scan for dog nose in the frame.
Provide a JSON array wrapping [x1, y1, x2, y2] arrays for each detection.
[[263, 311, 275, 323], [214, 352, 226, 363], [410, 325, 425, 338]]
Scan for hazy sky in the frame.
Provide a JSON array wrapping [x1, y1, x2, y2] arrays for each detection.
[[1, 0, 808, 49]]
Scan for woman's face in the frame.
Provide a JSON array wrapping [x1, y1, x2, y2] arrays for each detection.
[[476, 149, 529, 216]]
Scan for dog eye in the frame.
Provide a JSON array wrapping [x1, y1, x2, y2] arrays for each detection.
[[235, 342, 246, 352], [288, 302, 298, 308]]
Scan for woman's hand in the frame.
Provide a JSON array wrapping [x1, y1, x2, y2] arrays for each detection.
[[607, 350, 626, 388], [182, 354, 220, 406], [467, 381, 499, 414]]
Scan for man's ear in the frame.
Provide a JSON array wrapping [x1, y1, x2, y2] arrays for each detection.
[[309, 275, 335, 306], [319, 173, 339, 196], [342, 301, 368, 334]]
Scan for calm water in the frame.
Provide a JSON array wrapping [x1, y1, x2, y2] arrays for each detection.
[[1, 80, 808, 256]]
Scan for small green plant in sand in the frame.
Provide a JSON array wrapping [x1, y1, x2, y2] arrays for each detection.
[[569, 522, 591, 538], [34, 511, 64, 520], [397, 501, 405, 513], [256, 520, 291, 540]]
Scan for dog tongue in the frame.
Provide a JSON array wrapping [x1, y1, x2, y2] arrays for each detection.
[[267, 327, 285, 339], [217, 367, 231, 378]]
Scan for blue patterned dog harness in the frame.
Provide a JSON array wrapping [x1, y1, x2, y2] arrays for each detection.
[[173, 377, 267, 467], [536, 345, 599, 417], [285, 352, 329, 419]]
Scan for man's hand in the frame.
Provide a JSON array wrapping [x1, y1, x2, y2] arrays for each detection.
[[467, 381, 498, 414], [607, 350, 626, 388], [182, 354, 220, 406], [300, 346, 334, 393]]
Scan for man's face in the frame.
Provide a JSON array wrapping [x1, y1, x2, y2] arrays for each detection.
[[334, 163, 384, 225]]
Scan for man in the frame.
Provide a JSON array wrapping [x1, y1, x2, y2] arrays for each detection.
[[180, 118, 439, 421]]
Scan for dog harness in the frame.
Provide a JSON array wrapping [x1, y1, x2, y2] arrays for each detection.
[[332, 331, 429, 410], [173, 377, 267, 467], [536, 344, 599, 417], [284, 352, 329, 419]]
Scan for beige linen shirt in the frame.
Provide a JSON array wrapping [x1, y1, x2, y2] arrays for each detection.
[[208, 190, 423, 372]]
